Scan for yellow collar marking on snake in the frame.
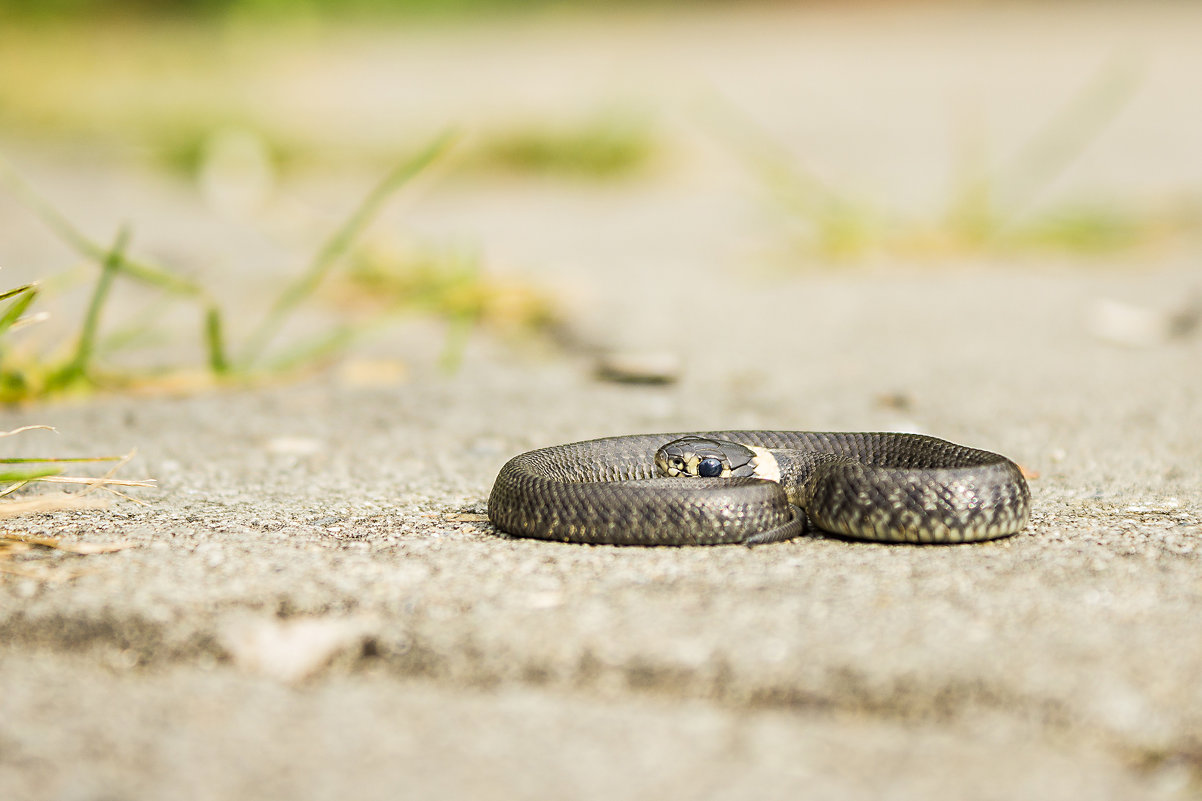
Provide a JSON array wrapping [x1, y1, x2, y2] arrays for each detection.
[[748, 447, 781, 483]]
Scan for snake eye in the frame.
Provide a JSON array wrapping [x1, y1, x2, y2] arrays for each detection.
[[697, 457, 723, 477]]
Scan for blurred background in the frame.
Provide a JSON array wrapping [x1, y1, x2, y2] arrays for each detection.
[[5, 8, 1202, 800], [0, 0, 1199, 398]]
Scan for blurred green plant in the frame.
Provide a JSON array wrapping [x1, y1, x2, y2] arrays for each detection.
[[0, 0, 592, 21], [0, 24, 655, 184], [0, 229, 166, 401], [0, 21, 660, 192], [0, 132, 547, 401], [152, 121, 289, 180], [469, 115, 656, 180], [334, 240, 558, 369], [712, 58, 1199, 264], [0, 24, 306, 182], [0, 271, 155, 516]]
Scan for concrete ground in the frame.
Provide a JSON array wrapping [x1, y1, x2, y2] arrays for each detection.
[[2, 4, 1202, 799]]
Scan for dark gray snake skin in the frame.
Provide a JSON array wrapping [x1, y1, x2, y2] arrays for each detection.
[[487, 431, 1030, 545]]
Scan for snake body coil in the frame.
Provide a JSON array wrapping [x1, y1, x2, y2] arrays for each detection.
[[488, 431, 1030, 545]]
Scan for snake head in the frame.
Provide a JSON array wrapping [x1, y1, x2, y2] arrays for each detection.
[[654, 436, 759, 479]]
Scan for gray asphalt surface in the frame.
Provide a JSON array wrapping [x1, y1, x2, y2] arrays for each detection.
[[2, 4, 1202, 799]]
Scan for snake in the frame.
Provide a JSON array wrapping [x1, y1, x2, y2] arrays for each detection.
[[487, 431, 1030, 545]]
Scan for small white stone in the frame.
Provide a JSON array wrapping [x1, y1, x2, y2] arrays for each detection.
[[1086, 298, 1173, 347], [526, 591, 563, 609], [221, 616, 376, 683]]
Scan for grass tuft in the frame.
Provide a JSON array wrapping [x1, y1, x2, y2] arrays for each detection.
[[0, 425, 153, 544], [335, 239, 559, 368], [711, 58, 1197, 265], [0, 132, 497, 400], [238, 131, 457, 367], [468, 113, 656, 180]]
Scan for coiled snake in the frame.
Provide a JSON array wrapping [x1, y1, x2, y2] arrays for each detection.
[[487, 431, 1030, 545]]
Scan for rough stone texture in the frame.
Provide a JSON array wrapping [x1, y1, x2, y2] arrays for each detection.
[[2, 4, 1202, 799]]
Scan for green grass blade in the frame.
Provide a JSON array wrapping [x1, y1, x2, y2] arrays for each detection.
[[0, 456, 125, 463], [696, 98, 877, 259], [238, 130, 457, 367], [205, 304, 230, 374], [438, 314, 475, 373], [993, 58, 1143, 231], [0, 283, 38, 303], [0, 467, 62, 482], [0, 283, 38, 337], [697, 97, 841, 218], [0, 154, 205, 298], [259, 325, 361, 374], [58, 226, 128, 384], [98, 296, 179, 354]]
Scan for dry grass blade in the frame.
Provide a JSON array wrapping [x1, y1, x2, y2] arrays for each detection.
[[0, 561, 95, 582], [0, 494, 108, 519], [0, 448, 154, 506], [8, 310, 50, 332], [0, 499, 137, 586], [0, 532, 135, 554], [0, 538, 34, 555], [0, 562, 53, 579], [0, 425, 55, 438], [0, 442, 153, 520], [0, 480, 34, 499], [37, 475, 156, 488]]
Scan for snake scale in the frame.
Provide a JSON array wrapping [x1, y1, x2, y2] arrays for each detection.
[[487, 431, 1030, 545]]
